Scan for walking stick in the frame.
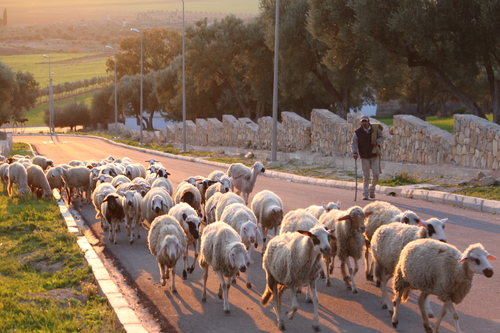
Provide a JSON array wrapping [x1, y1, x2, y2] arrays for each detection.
[[354, 158, 358, 201]]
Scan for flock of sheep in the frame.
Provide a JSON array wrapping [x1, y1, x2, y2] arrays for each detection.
[[0, 153, 496, 333]]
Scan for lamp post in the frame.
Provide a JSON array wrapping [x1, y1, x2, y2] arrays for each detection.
[[106, 45, 118, 139], [271, 0, 280, 162], [43, 55, 54, 133], [182, 0, 186, 152], [131, 28, 143, 145]]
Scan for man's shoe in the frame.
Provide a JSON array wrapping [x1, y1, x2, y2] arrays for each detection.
[[363, 196, 369, 200], [370, 193, 375, 199]]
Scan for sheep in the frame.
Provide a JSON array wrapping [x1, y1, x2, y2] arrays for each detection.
[[141, 187, 174, 227], [215, 192, 245, 222], [250, 189, 284, 253], [362, 200, 422, 281], [305, 201, 341, 220], [0, 162, 10, 193], [131, 177, 152, 196], [392, 239, 495, 333], [122, 190, 143, 244], [125, 163, 146, 180], [110, 174, 130, 187], [168, 202, 202, 279], [146, 165, 170, 184], [220, 203, 261, 288], [7, 162, 30, 197], [262, 225, 332, 331], [32, 155, 54, 171], [147, 215, 187, 292], [199, 222, 251, 314], [101, 193, 125, 244], [51, 165, 91, 205], [92, 182, 116, 232], [317, 210, 340, 287], [151, 177, 173, 196], [173, 182, 202, 217], [205, 191, 222, 225], [46, 165, 66, 196], [194, 176, 218, 206], [26, 164, 52, 199], [227, 161, 265, 205], [204, 175, 232, 203], [69, 159, 85, 167], [331, 206, 371, 294]]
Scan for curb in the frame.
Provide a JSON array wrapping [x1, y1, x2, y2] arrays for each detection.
[[54, 190, 148, 333]]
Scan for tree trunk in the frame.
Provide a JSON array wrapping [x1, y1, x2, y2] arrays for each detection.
[[408, 56, 486, 119], [311, 64, 347, 118], [221, 77, 250, 118], [494, 80, 500, 124]]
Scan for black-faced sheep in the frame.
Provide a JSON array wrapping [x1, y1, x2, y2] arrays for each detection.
[[26, 164, 52, 199], [199, 222, 251, 314], [262, 225, 332, 332], [122, 189, 143, 244], [168, 202, 202, 279], [141, 187, 174, 227], [250, 190, 283, 253], [331, 206, 372, 294], [392, 239, 495, 333], [147, 214, 187, 292], [227, 161, 265, 205], [7, 162, 30, 197], [220, 202, 261, 288], [101, 193, 125, 244]]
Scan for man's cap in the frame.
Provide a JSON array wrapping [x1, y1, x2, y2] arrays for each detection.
[[360, 115, 370, 122]]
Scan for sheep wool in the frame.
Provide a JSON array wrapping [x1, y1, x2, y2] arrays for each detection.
[[26, 164, 52, 199], [227, 161, 265, 205], [250, 189, 283, 253], [7, 162, 30, 197], [392, 239, 495, 332]]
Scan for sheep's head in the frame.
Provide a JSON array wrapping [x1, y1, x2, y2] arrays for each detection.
[[401, 210, 420, 225], [323, 201, 340, 212], [252, 162, 265, 174], [339, 206, 367, 233], [183, 213, 201, 239], [418, 218, 447, 243], [159, 235, 185, 266], [229, 243, 251, 273], [460, 243, 496, 278], [240, 221, 261, 249], [297, 225, 332, 255]]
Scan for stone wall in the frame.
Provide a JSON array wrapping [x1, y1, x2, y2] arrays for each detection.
[[0, 132, 12, 157], [110, 110, 500, 170]]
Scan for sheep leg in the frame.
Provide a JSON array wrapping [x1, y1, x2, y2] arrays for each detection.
[[272, 283, 285, 331], [158, 262, 166, 286], [425, 297, 435, 318], [286, 285, 299, 320], [364, 240, 374, 281], [310, 280, 320, 332], [417, 291, 433, 333], [391, 290, 403, 328], [182, 248, 188, 279], [216, 271, 231, 314], [380, 273, 393, 313], [187, 242, 198, 274], [201, 266, 208, 302], [170, 267, 178, 293], [340, 261, 352, 290], [324, 254, 332, 286], [344, 258, 359, 294]]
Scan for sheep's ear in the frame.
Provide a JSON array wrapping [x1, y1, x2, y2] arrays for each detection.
[[338, 215, 350, 221], [364, 211, 374, 217], [418, 220, 427, 227], [182, 213, 188, 221], [441, 217, 448, 224], [297, 230, 312, 237], [336, 200, 341, 207], [488, 255, 497, 261], [459, 255, 468, 263]]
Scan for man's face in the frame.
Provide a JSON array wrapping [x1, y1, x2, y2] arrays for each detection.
[[361, 120, 370, 129]]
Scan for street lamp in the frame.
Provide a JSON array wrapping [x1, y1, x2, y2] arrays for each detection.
[[271, 0, 280, 162], [131, 28, 143, 145], [182, 0, 186, 152], [43, 55, 54, 133], [106, 45, 118, 139]]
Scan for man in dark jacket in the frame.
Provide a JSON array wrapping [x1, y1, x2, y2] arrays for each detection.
[[351, 115, 384, 200]]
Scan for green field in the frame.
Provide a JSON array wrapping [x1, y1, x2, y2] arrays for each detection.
[[0, 53, 110, 89]]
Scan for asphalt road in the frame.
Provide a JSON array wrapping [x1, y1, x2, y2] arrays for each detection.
[[15, 134, 500, 333]]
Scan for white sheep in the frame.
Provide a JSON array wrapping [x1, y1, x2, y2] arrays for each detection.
[[101, 193, 125, 244], [52, 165, 91, 205], [371, 222, 430, 314], [1, 162, 10, 193], [205, 191, 222, 225], [204, 175, 232, 203], [199, 222, 251, 314], [46, 164, 68, 196], [220, 202, 261, 288], [125, 163, 146, 180], [122, 189, 143, 244], [92, 182, 116, 231], [110, 174, 131, 187], [318, 209, 340, 287], [7, 162, 30, 197], [168, 202, 202, 279], [215, 192, 245, 222], [250, 190, 284, 253], [141, 187, 174, 226], [227, 161, 265, 205], [332, 206, 371, 293], [173, 182, 202, 217], [147, 214, 187, 292], [362, 200, 422, 281], [305, 201, 341, 220], [32, 155, 54, 171], [392, 239, 495, 333], [26, 164, 52, 199], [146, 165, 170, 185], [262, 225, 332, 331], [151, 177, 173, 196]]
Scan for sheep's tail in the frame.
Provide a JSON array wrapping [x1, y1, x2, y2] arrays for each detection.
[[261, 285, 273, 306]]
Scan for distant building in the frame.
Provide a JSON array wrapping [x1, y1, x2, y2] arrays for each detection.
[[124, 111, 175, 130]]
